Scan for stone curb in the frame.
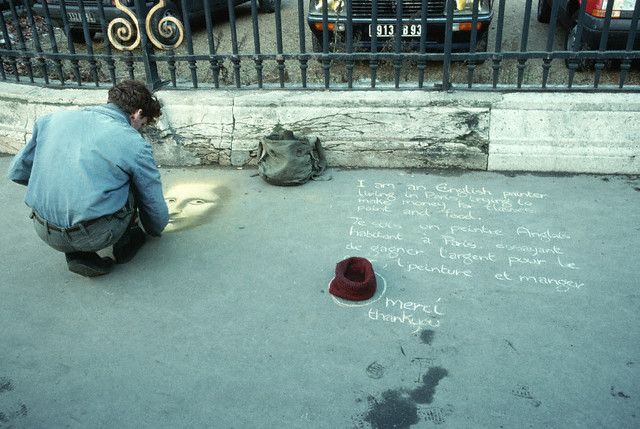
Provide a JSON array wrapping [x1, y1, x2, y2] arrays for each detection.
[[1, 82, 638, 174]]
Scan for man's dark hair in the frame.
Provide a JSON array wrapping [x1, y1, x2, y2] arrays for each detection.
[[108, 80, 162, 125]]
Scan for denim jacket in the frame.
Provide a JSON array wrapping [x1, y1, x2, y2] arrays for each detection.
[[8, 104, 169, 236]]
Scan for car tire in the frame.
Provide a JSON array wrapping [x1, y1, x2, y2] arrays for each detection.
[[537, 0, 551, 24], [468, 31, 489, 64], [311, 35, 323, 53], [259, 0, 275, 13], [476, 30, 489, 53], [69, 28, 96, 44], [564, 12, 593, 71], [150, 0, 183, 47]]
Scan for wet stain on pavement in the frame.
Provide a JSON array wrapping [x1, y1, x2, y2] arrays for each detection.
[[611, 386, 631, 399], [410, 367, 449, 404], [0, 376, 28, 426], [355, 330, 450, 428], [420, 329, 435, 345], [363, 390, 420, 429], [361, 367, 449, 428]]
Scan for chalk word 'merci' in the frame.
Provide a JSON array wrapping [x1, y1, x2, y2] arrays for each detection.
[[368, 297, 444, 332], [385, 297, 444, 315]]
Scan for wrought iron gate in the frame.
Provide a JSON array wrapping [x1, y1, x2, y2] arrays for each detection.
[[0, 0, 639, 91]]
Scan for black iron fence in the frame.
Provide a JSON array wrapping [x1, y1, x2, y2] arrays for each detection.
[[0, 0, 639, 91]]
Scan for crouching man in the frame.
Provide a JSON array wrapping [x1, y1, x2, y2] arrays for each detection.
[[8, 80, 169, 277]]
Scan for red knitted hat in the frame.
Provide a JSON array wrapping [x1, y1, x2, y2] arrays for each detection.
[[329, 257, 377, 301]]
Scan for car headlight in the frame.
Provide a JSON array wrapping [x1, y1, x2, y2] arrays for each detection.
[[313, 0, 345, 13], [448, 0, 491, 15]]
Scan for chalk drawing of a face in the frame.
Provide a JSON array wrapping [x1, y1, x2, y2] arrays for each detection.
[[164, 183, 220, 232]]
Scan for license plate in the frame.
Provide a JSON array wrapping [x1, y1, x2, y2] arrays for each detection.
[[368, 24, 422, 38], [610, 0, 636, 11], [67, 12, 97, 24]]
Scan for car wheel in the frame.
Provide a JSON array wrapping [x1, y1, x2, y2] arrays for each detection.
[[68, 28, 96, 44], [311, 35, 323, 53], [564, 12, 593, 71], [150, 0, 183, 47], [476, 30, 488, 53], [468, 31, 489, 64], [259, 0, 275, 13], [537, 0, 551, 24]]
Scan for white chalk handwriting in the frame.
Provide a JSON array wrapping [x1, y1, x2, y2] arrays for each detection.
[[341, 179, 586, 333]]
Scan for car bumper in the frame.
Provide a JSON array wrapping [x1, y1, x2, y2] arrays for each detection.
[[307, 15, 492, 51], [32, 1, 154, 31], [580, 13, 640, 50]]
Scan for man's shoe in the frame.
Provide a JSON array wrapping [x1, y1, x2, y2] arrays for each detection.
[[66, 252, 114, 277], [113, 227, 147, 264]]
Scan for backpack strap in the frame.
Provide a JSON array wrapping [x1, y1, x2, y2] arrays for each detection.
[[257, 139, 267, 163], [309, 137, 331, 181]]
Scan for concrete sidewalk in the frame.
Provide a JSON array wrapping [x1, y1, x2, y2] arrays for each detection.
[[1, 156, 639, 428]]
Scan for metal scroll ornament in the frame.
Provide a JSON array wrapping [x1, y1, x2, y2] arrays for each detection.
[[107, 0, 184, 51]]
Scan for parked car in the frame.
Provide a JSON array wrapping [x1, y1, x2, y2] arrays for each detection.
[[32, 0, 275, 44], [0, 0, 27, 10], [537, 0, 640, 69], [306, 0, 493, 52]]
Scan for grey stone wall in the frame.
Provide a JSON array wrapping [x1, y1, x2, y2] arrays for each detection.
[[1, 82, 638, 174]]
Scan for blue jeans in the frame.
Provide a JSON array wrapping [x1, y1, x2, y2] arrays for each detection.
[[32, 192, 136, 254]]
